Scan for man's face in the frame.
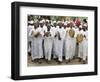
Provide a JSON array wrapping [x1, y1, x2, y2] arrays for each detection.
[[34, 23, 36, 27], [47, 25, 51, 31], [34, 22, 38, 29], [70, 23, 73, 28], [59, 23, 62, 28], [79, 28, 82, 31], [40, 23, 43, 28], [45, 22, 49, 26], [62, 23, 64, 27], [64, 25, 67, 29], [54, 23, 56, 27]]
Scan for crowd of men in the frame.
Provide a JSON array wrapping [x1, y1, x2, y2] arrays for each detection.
[[27, 17, 88, 64]]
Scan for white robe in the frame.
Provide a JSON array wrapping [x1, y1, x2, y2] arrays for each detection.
[[78, 30, 88, 60], [27, 25, 34, 41], [31, 27, 44, 60], [55, 27, 66, 62], [51, 26, 58, 58], [44, 35, 53, 60], [43, 25, 47, 33], [64, 27, 76, 60], [43, 26, 53, 60], [27, 25, 34, 52]]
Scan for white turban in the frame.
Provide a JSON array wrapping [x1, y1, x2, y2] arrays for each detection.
[[28, 20, 34, 24], [83, 23, 88, 27], [53, 21, 56, 23], [79, 25, 82, 28], [46, 19, 49, 22], [39, 20, 43, 23], [64, 22, 67, 25]]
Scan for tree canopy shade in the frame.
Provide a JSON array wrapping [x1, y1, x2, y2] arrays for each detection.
[[28, 15, 88, 22]]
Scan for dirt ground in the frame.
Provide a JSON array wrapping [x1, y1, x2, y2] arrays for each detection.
[[27, 55, 87, 67]]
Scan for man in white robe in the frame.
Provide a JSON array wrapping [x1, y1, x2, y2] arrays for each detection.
[[78, 26, 88, 64], [64, 23, 76, 63], [30, 23, 39, 61], [44, 24, 53, 63], [54, 22, 66, 64], [50, 21, 58, 59], [63, 22, 68, 57], [82, 30, 88, 63], [31, 21, 44, 63], [27, 20, 34, 54]]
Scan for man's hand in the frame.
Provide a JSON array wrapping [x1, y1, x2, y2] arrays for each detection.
[[34, 32, 40, 37], [54, 34, 57, 37]]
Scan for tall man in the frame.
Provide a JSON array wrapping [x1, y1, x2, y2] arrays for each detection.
[[55, 22, 66, 64], [77, 25, 88, 64], [30, 21, 40, 62], [51, 21, 58, 59], [27, 20, 34, 55], [64, 23, 76, 63], [44, 24, 53, 63], [31, 21, 44, 64]]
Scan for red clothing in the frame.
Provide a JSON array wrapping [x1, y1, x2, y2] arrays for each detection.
[[75, 19, 81, 27]]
